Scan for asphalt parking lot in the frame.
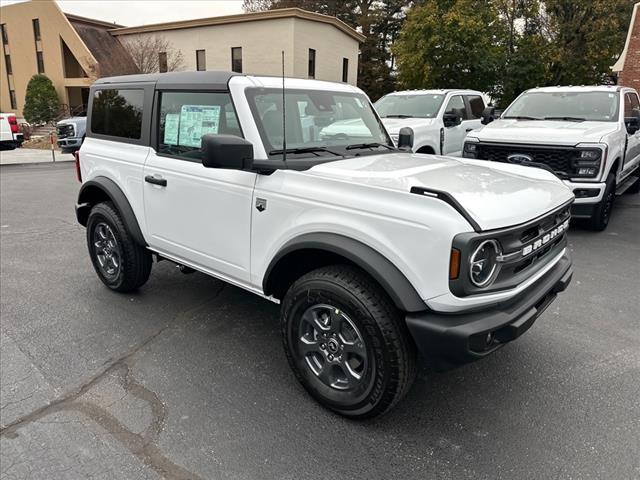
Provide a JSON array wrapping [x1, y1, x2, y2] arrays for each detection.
[[1, 162, 639, 480]]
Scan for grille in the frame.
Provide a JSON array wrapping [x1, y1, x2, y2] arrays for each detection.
[[56, 124, 74, 139], [476, 143, 577, 177]]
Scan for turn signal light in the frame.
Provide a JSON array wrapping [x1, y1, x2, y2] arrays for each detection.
[[449, 248, 461, 280]]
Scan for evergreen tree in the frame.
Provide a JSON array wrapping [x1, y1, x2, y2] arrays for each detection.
[[23, 74, 59, 124]]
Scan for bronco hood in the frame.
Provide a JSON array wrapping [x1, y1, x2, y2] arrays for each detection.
[[471, 119, 618, 145], [307, 152, 573, 231]]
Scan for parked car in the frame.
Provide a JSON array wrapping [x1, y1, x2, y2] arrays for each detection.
[[374, 89, 487, 155], [464, 85, 640, 231], [56, 116, 86, 153], [0, 113, 23, 150], [75, 71, 574, 418]]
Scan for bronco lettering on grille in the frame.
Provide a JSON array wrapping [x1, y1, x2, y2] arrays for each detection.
[[522, 219, 569, 257]]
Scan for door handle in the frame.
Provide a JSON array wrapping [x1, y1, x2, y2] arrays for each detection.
[[465, 128, 474, 132], [145, 175, 167, 187]]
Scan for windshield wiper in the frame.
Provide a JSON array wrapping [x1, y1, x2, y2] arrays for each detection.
[[543, 116, 586, 122], [382, 114, 414, 118], [345, 142, 396, 151], [503, 115, 542, 120], [268, 146, 343, 156]]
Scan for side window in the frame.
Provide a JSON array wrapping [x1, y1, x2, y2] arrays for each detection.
[[444, 95, 468, 120], [91, 89, 144, 139], [466, 95, 484, 119], [157, 91, 242, 160], [624, 92, 640, 117]]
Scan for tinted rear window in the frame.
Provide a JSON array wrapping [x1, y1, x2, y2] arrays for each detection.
[[91, 89, 144, 139]]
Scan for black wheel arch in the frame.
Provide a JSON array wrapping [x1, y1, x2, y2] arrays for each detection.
[[76, 176, 147, 247], [263, 233, 426, 313]]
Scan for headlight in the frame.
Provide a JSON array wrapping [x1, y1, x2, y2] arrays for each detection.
[[579, 149, 599, 160], [464, 142, 477, 152], [469, 240, 501, 287], [573, 149, 602, 177]]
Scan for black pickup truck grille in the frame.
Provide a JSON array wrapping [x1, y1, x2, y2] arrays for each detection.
[[56, 124, 74, 139], [475, 143, 577, 177]]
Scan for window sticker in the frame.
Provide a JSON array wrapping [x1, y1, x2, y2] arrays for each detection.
[[178, 105, 221, 148], [163, 113, 180, 145]]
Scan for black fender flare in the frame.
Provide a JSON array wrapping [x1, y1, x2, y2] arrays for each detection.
[[263, 233, 426, 312], [76, 176, 147, 246]]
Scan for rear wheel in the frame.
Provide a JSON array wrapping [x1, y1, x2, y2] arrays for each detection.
[[86, 202, 152, 292], [589, 173, 616, 231], [281, 265, 416, 419]]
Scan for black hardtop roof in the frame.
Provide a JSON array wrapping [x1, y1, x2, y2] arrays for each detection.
[[93, 71, 240, 90]]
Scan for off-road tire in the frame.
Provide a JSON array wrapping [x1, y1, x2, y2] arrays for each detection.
[[281, 265, 417, 419], [86, 201, 152, 292], [589, 173, 616, 231]]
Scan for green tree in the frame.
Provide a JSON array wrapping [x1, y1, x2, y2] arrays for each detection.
[[543, 0, 634, 86], [22, 74, 59, 124], [393, 0, 504, 97]]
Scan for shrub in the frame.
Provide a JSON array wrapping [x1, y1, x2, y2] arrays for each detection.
[[23, 74, 59, 124]]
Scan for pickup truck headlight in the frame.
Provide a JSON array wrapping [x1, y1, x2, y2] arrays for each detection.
[[469, 240, 501, 287], [572, 147, 603, 178], [463, 141, 478, 158]]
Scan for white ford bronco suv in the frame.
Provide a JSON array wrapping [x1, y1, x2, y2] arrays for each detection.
[[374, 89, 487, 156], [463, 86, 640, 231], [75, 72, 574, 418]]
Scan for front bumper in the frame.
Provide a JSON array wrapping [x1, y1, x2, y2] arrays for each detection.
[[57, 138, 83, 149], [406, 253, 572, 370]]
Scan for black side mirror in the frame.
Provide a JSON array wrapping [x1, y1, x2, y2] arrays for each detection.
[[625, 110, 640, 135], [397, 127, 413, 150], [201, 134, 253, 169], [481, 106, 496, 125], [443, 112, 462, 128]]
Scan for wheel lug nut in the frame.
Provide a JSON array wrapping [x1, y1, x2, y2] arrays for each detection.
[[321, 343, 326, 349], [328, 354, 334, 360]]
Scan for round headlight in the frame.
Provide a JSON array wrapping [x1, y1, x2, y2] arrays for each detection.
[[469, 240, 501, 287]]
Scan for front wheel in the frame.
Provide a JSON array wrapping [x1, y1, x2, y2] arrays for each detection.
[[589, 173, 616, 231], [281, 265, 417, 419]]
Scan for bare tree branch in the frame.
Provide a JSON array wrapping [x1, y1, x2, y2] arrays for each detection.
[[120, 35, 185, 74]]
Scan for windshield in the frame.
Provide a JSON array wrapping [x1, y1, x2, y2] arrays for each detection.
[[503, 91, 619, 122], [246, 88, 392, 157], [374, 94, 445, 118]]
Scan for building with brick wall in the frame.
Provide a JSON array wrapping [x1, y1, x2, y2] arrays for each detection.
[[612, 2, 639, 88]]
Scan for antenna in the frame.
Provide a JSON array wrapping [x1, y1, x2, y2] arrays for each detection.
[[281, 50, 287, 164]]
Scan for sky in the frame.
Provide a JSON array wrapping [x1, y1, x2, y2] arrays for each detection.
[[0, 0, 246, 26]]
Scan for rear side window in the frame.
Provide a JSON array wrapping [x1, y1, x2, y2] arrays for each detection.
[[91, 89, 144, 139], [466, 95, 484, 119], [444, 95, 469, 120], [157, 91, 242, 160]]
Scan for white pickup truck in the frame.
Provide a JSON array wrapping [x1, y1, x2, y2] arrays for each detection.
[[0, 112, 23, 150], [75, 72, 573, 418], [374, 89, 487, 156], [463, 85, 640, 230]]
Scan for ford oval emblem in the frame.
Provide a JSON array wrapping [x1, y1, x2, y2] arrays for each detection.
[[507, 153, 533, 164]]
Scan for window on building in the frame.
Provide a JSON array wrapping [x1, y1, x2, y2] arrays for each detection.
[[32, 19, 41, 42], [466, 95, 485, 119], [342, 58, 348, 83], [36, 51, 45, 73], [157, 91, 242, 160], [158, 52, 168, 73], [196, 50, 206, 71], [308, 49, 316, 78], [9, 90, 17, 109], [91, 89, 144, 139], [1, 24, 8, 45], [231, 47, 242, 73], [5, 55, 12, 75]]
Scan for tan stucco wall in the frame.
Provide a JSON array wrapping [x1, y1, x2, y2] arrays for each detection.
[[292, 18, 358, 84], [116, 17, 359, 85], [0, 0, 95, 117]]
